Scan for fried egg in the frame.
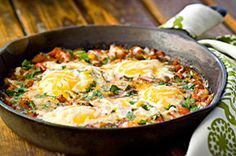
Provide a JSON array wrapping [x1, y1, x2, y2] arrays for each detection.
[[36, 69, 94, 98], [41, 105, 100, 126], [102, 60, 174, 81], [141, 85, 184, 110]]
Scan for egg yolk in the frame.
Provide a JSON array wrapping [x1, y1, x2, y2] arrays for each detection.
[[142, 86, 184, 109], [73, 107, 97, 124], [39, 70, 93, 98], [117, 60, 161, 77], [42, 106, 98, 126]]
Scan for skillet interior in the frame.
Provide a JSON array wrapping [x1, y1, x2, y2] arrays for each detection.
[[0, 25, 226, 155]]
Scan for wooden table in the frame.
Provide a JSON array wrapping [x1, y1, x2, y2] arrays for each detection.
[[0, 0, 235, 155]]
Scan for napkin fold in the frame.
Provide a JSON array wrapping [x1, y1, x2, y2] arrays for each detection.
[[161, 4, 236, 156]]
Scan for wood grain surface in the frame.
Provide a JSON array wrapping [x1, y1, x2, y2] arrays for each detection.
[[75, 0, 157, 26], [0, 0, 235, 155], [12, 0, 87, 34], [0, 0, 24, 47]]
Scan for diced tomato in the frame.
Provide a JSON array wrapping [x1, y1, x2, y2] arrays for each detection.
[[179, 107, 190, 114], [155, 116, 164, 123], [19, 98, 30, 109], [3, 99, 13, 107], [175, 72, 183, 78], [35, 63, 47, 71], [26, 79, 35, 87], [32, 53, 45, 63], [27, 112, 38, 117], [48, 47, 62, 57], [191, 90, 200, 100], [57, 95, 67, 103], [155, 51, 165, 57]]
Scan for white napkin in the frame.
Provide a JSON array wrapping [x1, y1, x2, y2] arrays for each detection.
[[161, 4, 236, 156]]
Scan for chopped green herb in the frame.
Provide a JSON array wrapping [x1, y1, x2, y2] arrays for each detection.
[[40, 104, 49, 109], [138, 119, 146, 125], [56, 103, 65, 107], [190, 105, 202, 111], [6, 87, 27, 97], [15, 81, 25, 87], [86, 86, 93, 92], [129, 101, 136, 105], [25, 67, 41, 79], [159, 81, 166, 85], [25, 101, 36, 110], [183, 71, 194, 78], [65, 49, 74, 58], [123, 76, 133, 81], [125, 85, 132, 91], [126, 90, 137, 96], [21, 59, 34, 69], [102, 57, 109, 64], [109, 85, 120, 95], [92, 90, 104, 98], [182, 97, 190, 108], [85, 82, 96, 92], [34, 93, 47, 98], [151, 114, 158, 120], [182, 83, 195, 90], [5, 90, 15, 96], [73, 50, 89, 62], [173, 75, 183, 83], [126, 111, 136, 121], [142, 105, 150, 111], [61, 65, 66, 69], [166, 104, 176, 110], [170, 68, 177, 72]]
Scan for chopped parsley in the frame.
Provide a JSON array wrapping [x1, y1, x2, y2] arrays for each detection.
[[102, 57, 109, 65], [61, 65, 66, 69], [126, 111, 136, 121], [73, 50, 89, 62], [159, 81, 166, 85], [125, 85, 132, 91], [182, 83, 195, 90], [166, 104, 176, 110], [85, 82, 96, 92], [183, 71, 194, 78], [129, 101, 136, 105], [34, 93, 48, 98], [6, 87, 27, 97], [109, 85, 120, 95], [126, 90, 137, 96], [92, 90, 104, 98], [182, 97, 197, 110], [142, 104, 151, 111], [138, 119, 146, 125], [173, 75, 184, 83], [40, 104, 49, 109], [15, 81, 26, 87], [25, 67, 41, 79], [25, 100, 36, 110], [21, 59, 34, 69]]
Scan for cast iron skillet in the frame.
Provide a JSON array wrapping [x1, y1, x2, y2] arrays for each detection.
[[0, 24, 226, 155]]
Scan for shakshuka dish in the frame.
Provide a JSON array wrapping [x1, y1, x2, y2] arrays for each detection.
[[0, 45, 213, 128]]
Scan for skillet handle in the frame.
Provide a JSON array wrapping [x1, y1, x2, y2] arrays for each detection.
[[161, 4, 227, 37]]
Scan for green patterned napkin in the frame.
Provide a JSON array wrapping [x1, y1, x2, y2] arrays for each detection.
[[161, 4, 236, 156]]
